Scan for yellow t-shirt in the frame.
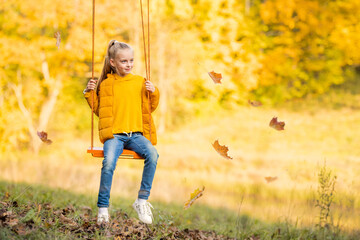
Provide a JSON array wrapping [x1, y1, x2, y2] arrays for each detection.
[[112, 73, 144, 134]]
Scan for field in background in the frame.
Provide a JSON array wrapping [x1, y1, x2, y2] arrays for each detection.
[[1, 104, 360, 233]]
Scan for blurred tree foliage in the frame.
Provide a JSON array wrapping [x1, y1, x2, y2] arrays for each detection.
[[0, 0, 359, 152]]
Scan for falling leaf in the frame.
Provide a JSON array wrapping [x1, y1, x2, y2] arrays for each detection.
[[269, 117, 285, 131], [54, 31, 61, 49], [208, 71, 222, 84], [248, 99, 262, 107], [265, 176, 278, 183], [184, 186, 205, 209], [37, 131, 52, 144], [212, 140, 233, 160]]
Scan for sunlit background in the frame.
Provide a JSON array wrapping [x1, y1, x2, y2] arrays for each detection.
[[1, 0, 359, 234]]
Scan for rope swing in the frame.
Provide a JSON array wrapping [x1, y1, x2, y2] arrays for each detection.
[[87, 0, 152, 159]]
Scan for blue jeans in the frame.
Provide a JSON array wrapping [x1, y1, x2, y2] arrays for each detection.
[[97, 133, 159, 207]]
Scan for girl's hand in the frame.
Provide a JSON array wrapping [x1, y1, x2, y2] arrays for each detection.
[[145, 80, 155, 93], [85, 79, 97, 91]]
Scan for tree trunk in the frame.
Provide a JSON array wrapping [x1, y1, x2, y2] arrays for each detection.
[[10, 82, 40, 154], [10, 57, 62, 154], [245, 0, 251, 15], [39, 57, 62, 132]]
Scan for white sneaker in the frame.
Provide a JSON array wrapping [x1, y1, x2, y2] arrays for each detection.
[[132, 200, 154, 224], [97, 207, 109, 224]]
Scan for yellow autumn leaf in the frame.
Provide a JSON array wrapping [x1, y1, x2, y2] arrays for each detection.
[[184, 186, 205, 209]]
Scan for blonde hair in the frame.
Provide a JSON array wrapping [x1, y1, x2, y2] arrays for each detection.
[[97, 40, 133, 91]]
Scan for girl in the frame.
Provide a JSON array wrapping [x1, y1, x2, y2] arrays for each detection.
[[83, 40, 160, 225]]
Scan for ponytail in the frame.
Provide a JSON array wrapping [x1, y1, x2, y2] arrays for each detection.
[[96, 40, 133, 93]]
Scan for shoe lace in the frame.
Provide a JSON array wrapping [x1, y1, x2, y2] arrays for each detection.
[[137, 202, 154, 219], [145, 202, 154, 219]]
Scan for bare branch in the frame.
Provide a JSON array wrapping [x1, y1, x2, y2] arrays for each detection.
[[41, 53, 51, 86], [9, 82, 34, 129], [9, 81, 40, 153], [38, 77, 62, 131]]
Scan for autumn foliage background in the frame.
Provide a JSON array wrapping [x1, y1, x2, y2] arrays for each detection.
[[1, 0, 360, 236]]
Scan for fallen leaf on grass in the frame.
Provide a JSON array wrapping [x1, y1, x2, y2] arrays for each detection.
[[44, 221, 53, 229], [7, 218, 19, 227], [0, 209, 10, 221], [269, 117, 285, 131], [4, 192, 10, 199], [1, 195, 235, 239], [44, 203, 52, 210], [59, 214, 77, 227], [184, 186, 205, 209], [212, 140, 233, 160], [63, 204, 75, 214], [54, 31, 61, 49], [250, 235, 261, 240], [37, 131, 52, 144], [208, 71, 222, 84], [248, 100, 262, 107], [265, 176, 278, 183], [12, 224, 30, 235]]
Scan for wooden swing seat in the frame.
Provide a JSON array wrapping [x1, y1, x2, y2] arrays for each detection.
[[87, 147, 143, 159]]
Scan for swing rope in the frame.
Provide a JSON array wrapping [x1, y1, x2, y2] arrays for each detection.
[[91, 0, 95, 151], [89, 0, 152, 157], [140, 0, 152, 141]]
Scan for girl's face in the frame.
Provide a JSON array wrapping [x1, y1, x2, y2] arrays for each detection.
[[110, 49, 134, 77]]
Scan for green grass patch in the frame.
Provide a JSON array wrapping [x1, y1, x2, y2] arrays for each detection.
[[1, 180, 359, 239]]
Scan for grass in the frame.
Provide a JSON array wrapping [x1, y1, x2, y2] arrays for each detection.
[[1, 180, 359, 239], [1, 103, 360, 233], [1, 80, 360, 238]]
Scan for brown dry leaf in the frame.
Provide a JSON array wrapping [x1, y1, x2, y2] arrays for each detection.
[[269, 117, 285, 131], [13, 224, 29, 235], [53, 209, 62, 216], [265, 176, 278, 183], [250, 235, 261, 240], [44, 221, 53, 229], [63, 204, 75, 214], [208, 71, 222, 84], [248, 99, 262, 107], [212, 140, 233, 160], [54, 31, 61, 49], [59, 214, 77, 226], [7, 218, 19, 227], [184, 186, 205, 209], [44, 203, 52, 210], [0, 209, 9, 221], [37, 131, 52, 144]]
